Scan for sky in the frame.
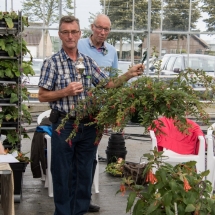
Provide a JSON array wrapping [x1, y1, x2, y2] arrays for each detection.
[[1, 0, 102, 30], [1, 0, 215, 41]]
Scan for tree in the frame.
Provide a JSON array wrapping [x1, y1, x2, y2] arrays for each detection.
[[201, 0, 215, 32], [162, 0, 201, 53], [99, 0, 162, 59], [22, 0, 73, 57]]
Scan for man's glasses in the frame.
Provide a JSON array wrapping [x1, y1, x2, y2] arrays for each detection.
[[93, 24, 111, 33], [60, 30, 80, 36]]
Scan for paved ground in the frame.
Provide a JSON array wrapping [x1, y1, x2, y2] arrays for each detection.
[[0, 124, 152, 215]]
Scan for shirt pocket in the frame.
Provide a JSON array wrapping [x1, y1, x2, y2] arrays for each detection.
[[58, 74, 68, 89]]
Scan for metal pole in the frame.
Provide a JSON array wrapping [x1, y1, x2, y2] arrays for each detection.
[[104, 0, 106, 14], [11, 0, 13, 11], [42, 0, 45, 58], [5, 0, 7, 11], [59, 0, 62, 50], [74, 0, 76, 16], [159, 0, 163, 58], [187, 0, 192, 66], [131, 0, 135, 65], [146, 0, 151, 75]]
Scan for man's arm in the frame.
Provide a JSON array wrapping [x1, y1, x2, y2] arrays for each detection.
[[38, 82, 84, 102], [105, 63, 144, 89]]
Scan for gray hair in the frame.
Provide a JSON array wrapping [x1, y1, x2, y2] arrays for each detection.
[[93, 14, 111, 26], [59, 16, 80, 29]]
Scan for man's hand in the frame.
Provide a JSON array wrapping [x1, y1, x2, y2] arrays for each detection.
[[126, 64, 145, 79], [105, 64, 145, 89], [66, 82, 83, 96]]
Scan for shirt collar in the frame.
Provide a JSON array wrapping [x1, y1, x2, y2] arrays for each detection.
[[88, 36, 108, 56], [59, 48, 83, 62]]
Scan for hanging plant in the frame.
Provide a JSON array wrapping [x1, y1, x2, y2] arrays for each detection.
[[56, 67, 215, 144]]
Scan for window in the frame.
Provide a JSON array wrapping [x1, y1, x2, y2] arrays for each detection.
[[166, 57, 177, 71]]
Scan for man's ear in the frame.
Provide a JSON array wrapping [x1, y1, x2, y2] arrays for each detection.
[[91, 24, 94, 31]]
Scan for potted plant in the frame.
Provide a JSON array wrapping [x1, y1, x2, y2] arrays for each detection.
[[0, 11, 33, 147], [118, 147, 215, 215], [56, 66, 215, 143]]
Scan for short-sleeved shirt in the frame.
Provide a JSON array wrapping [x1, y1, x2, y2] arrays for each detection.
[[38, 48, 109, 115], [78, 37, 118, 76]]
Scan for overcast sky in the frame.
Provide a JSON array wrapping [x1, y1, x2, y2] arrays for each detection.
[[1, 0, 101, 29], [1, 0, 215, 41]]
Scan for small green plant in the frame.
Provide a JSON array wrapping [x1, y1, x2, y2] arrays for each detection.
[[118, 147, 215, 215], [106, 158, 125, 176], [0, 11, 29, 28]]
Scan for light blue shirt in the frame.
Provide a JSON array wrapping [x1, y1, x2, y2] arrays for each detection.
[[78, 37, 118, 76]]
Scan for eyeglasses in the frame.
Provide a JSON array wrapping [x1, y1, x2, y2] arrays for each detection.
[[60, 30, 80, 36], [93, 24, 111, 33]]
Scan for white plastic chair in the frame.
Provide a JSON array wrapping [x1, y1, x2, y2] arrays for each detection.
[[37, 109, 99, 197], [206, 124, 215, 194], [37, 109, 53, 197], [149, 125, 206, 174]]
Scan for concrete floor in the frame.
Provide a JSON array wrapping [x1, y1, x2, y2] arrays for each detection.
[[0, 124, 152, 215]]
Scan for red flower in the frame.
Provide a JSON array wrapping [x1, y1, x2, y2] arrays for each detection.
[[68, 139, 72, 147], [120, 184, 126, 196], [145, 169, 157, 184], [183, 177, 192, 192]]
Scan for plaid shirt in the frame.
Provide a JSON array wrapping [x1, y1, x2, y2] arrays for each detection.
[[38, 48, 109, 115]]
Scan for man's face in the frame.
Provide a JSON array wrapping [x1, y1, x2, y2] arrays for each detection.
[[91, 18, 111, 44], [58, 21, 81, 50]]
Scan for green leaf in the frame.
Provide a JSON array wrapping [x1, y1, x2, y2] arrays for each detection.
[[126, 191, 136, 212], [165, 206, 175, 215], [185, 204, 195, 212], [10, 93, 18, 103], [146, 200, 161, 214], [4, 17, 13, 28], [132, 199, 145, 215], [163, 192, 172, 206]]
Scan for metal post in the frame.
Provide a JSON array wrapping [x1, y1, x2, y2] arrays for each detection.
[[74, 0, 76, 16], [187, 0, 192, 66], [131, 0, 135, 65], [5, 0, 7, 11], [11, 0, 13, 11], [59, 0, 62, 50], [159, 0, 163, 58], [103, 0, 106, 14], [146, 0, 151, 75], [42, 0, 45, 59]]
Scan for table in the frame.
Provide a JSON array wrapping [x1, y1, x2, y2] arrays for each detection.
[[0, 162, 15, 215]]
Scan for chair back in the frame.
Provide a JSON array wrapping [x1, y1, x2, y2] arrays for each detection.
[[37, 109, 51, 125]]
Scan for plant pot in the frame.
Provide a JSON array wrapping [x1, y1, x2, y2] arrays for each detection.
[[0, 20, 18, 29], [1, 121, 18, 128], [105, 147, 127, 164], [106, 133, 127, 164], [0, 50, 9, 57], [9, 162, 28, 202], [0, 98, 10, 103], [0, 77, 18, 83], [108, 133, 126, 149]]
